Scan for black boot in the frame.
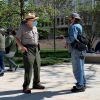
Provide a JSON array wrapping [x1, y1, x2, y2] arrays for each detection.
[[33, 83, 45, 89], [23, 88, 31, 94], [0, 73, 4, 77], [71, 86, 85, 92]]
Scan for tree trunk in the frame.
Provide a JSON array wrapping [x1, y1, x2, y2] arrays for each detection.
[[19, 0, 24, 21]]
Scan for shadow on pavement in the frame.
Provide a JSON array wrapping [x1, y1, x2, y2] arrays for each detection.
[[0, 89, 71, 100]]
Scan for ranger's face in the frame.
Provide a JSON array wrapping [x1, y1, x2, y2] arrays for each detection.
[[27, 18, 35, 28]]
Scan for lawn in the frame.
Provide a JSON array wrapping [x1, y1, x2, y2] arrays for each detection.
[[14, 49, 71, 67]]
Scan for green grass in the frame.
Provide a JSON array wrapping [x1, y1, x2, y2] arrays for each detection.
[[40, 49, 70, 58], [15, 49, 71, 67], [41, 57, 70, 66]]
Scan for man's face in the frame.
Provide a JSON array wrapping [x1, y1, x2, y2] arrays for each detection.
[[69, 17, 75, 24], [27, 18, 35, 27]]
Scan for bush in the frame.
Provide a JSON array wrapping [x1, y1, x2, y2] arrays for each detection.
[[41, 57, 70, 66], [40, 50, 70, 58], [15, 49, 71, 66]]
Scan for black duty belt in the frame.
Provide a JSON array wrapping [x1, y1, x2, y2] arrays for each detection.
[[24, 44, 38, 48]]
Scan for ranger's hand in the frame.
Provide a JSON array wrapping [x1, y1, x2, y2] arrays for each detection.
[[21, 46, 28, 53]]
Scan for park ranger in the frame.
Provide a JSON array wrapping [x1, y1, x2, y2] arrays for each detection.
[[15, 12, 45, 94]]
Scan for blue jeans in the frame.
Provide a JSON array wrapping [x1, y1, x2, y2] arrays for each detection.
[[0, 51, 5, 73], [71, 49, 86, 88]]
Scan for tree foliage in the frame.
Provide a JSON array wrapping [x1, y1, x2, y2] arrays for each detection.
[[78, 1, 100, 52], [0, 0, 73, 28], [0, 0, 21, 28]]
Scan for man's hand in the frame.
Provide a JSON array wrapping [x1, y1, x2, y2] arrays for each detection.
[[15, 37, 28, 53], [64, 43, 68, 48], [21, 46, 28, 53]]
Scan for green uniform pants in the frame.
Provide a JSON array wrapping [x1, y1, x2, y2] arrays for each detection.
[[23, 44, 40, 89]]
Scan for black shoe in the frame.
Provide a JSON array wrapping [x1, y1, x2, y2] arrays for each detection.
[[71, 86, 85, 92], [73, 85, 86, 89], [23, 88, 31, 94], [0, 73, 4, 77], [33, 84, 45, 89], [75, 83, 86, 89], [7, 69, 14, 72]]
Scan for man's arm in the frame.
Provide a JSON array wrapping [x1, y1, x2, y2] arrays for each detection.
[[15, 37, 28, 53]]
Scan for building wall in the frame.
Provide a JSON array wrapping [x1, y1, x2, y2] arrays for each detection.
[[71, 0, 96, 11], [34, 0, 41, 5]]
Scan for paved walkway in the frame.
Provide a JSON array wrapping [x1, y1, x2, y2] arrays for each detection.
[[0, 63, 100, 100]]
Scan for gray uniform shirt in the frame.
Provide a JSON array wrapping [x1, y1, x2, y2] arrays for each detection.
[[0, 28, 5, 51], [16, 24, 39, 45]]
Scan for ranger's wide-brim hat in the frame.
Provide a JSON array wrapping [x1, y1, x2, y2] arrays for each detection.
[[25, 13, 39, 20]]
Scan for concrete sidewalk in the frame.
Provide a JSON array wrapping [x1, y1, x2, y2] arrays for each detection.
[[0, 63, 100, 100]]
